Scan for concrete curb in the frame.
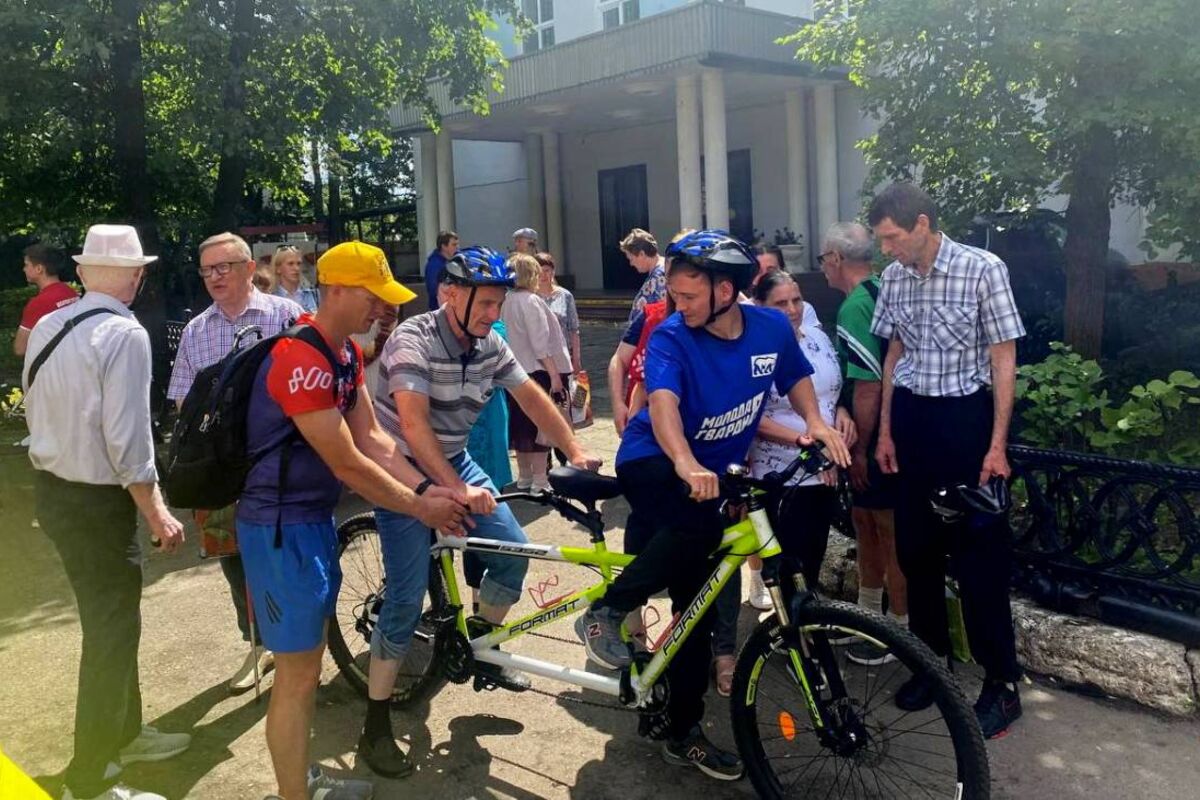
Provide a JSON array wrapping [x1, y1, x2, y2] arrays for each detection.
[[819, 532, 1200, 717]]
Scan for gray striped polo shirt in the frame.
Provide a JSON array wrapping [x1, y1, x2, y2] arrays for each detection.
[[375, 307, 528, 458]]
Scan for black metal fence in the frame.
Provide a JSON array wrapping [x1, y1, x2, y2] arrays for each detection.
[[1008, 444, 1200, 646]]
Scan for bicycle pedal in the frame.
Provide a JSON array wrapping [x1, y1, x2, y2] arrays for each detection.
[[472, 674, 502, 693]]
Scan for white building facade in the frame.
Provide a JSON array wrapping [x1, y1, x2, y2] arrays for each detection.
[[395, 0, 1154, 291]]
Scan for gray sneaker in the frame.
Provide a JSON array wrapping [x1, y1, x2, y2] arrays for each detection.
[[118, 725, 191, 765], [846, 640, 896, 666], [575, 606, 631, 670], [306, 765, 373, 800]]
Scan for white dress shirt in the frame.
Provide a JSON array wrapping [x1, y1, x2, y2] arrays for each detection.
[[22, 291, 157, 488]]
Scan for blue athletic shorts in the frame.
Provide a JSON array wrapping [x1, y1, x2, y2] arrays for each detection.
[[236, 518, 341, 653]]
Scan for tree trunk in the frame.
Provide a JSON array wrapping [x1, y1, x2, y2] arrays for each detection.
[[310, 139, 325, 221], [327, 167, 343, 244], [1061, 122, 1116, 359], [208, 0, 257, 233]]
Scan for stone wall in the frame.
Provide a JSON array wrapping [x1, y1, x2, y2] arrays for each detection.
[[818, 533, 1200, 717]]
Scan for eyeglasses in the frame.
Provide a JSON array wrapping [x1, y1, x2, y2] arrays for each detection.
[[816, 251, 837, 266], [197, 261, 245, 278]]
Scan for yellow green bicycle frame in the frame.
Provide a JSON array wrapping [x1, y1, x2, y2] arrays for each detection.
[[432, 489, 785, 706]]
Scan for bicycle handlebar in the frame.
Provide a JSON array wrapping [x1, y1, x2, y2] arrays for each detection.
[[720, 442, 832, 494]]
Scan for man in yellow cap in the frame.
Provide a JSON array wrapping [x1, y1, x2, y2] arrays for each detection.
[[236, 241, 470, 800]]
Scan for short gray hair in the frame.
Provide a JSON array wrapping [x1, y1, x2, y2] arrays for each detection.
[[823, 222, 873, 263], [198, 231, 253, 262]]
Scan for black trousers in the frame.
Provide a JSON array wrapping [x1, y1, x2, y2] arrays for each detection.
[[36, 471, 143, 798], [891, 388, 1021, 683], [602, 455, 724, 739]]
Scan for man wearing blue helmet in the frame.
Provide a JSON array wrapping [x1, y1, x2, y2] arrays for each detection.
[[358, 245, 602, 778], [576, 230, 852, 781]]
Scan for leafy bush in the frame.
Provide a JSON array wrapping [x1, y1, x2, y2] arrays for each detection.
[[1015, 343, 1200, 464]]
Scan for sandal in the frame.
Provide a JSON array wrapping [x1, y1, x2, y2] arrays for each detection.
[[714, 654, 736, 697]]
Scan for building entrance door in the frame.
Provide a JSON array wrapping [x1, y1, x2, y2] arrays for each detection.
[[598, 163, 649, 292]]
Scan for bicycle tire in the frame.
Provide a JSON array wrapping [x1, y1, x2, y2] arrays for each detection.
[[731, 600, 990, 800], [327, 512, 449, 708]]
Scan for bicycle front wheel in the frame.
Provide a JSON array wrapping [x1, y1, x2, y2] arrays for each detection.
[[327, 512, 449, 708], [731, 600, 990, 800]]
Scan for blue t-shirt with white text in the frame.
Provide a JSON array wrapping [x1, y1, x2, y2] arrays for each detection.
[[616, 305, 813, 472]]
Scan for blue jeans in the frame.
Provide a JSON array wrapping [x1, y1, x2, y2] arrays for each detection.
[[371, 451, 529, 660]]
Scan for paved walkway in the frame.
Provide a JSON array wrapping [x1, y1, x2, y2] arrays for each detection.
[[1, 322, 1198, 799]]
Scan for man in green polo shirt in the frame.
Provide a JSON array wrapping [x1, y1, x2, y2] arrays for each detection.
[[820, 222, 908, 666]]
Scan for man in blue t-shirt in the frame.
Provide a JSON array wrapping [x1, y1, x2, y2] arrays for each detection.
[[422, 230, 458, 309], [576, 230, 851, 782]]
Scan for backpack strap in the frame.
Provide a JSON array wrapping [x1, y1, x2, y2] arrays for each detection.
[[270, 323, 360, 547], [26, 308, 117, 388]]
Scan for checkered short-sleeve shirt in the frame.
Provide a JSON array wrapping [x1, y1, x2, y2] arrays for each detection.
[[870, 234, 1025, 397], [167, 290, 304, 401]]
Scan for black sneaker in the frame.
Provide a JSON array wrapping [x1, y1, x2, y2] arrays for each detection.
[[356, 731, 414, 779], [975, 682, 1022, 739], [894, 673, 938, 711], [661, 726, 744, 781]]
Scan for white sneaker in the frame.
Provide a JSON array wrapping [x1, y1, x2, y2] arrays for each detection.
[[531, 480, 551, 493], [515, 478, 533, 491], [118, 724, 191, 765], [747, 571, 773, 611], [63, 783, 166, 800], [306, 765, 374, 799], [229, 645, 275, 693]]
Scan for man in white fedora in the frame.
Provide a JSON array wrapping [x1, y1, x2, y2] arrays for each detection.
[[23, 224, 191, 800]]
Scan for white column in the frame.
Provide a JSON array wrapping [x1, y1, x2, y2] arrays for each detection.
[[701, 68, 730, 231], [435, 130, 456, 233], [813, 84, 839, 245], [416, 134, 439, 258], [525, 132, 547, 244], [542, 131, 565, 266], [675, 73, 702, 231], [784, 90, 810, 258]]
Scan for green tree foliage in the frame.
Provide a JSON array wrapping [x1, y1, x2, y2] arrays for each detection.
[[1015, 342, 1200, 463], [788, 0, 1200, 358], [0, 0, 520, 245]]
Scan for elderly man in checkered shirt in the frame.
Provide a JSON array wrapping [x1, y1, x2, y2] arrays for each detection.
[[868, 183, 1026, 740], [167, 231, 303, 694]]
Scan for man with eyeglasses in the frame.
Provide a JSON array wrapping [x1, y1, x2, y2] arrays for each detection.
[[167, 231, 304, 694]]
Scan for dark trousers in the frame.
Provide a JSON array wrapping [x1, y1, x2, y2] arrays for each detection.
[[36, 472, 143, 798], [711, 483, 836, 656], [891, 387, 1021, 683], [219, 554, 260, 645], [602, 455, 724, 739]]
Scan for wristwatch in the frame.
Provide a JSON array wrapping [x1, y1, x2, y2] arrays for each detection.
[[415, 478, 434, 496]]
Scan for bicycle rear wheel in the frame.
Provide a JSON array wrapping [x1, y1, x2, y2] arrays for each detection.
[[327, 512, 449, 708], [731, 600, 990, 800]]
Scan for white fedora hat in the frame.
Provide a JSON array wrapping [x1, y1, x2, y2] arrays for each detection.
[[72, 224, 158, 267]]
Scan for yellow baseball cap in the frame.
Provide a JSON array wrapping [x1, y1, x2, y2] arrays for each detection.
[[317, 241, 417, 305]]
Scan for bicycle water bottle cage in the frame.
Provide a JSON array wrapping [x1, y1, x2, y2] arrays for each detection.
[[930, 476, 1011, 523]]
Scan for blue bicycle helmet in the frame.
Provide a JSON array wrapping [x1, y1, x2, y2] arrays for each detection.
[[440, 245, 515, 345], [442, 245, 516, 288], [664, 229, 758, 324]]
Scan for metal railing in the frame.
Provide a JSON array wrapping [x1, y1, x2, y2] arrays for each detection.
[[1008, 444, 1200, 646]]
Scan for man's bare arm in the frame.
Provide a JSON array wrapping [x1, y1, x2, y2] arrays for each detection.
[[980, 339, 1017, 483]]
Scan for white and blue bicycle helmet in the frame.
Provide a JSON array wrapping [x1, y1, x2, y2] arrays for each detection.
[[664, 229, 758, 324], [442, 246, 516, 341]]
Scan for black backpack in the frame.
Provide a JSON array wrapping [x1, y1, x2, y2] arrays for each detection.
[[162, 322, 357, 510]]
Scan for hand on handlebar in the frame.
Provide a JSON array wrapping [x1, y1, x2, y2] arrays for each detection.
[[463, 484, 497, 515], [808, 421, 851, 469], [676, 457, 720, 501]]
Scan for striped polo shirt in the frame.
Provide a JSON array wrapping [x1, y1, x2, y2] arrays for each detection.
[[375, 307, 529, 458]]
